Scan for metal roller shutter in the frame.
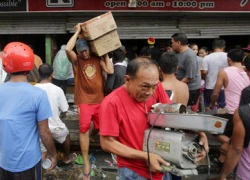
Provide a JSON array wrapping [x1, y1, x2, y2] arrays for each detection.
[[67, 13, 250, 39], [1, 12, 250, 39], [179, 16, 250, 38], [66, 14, 179, 39], [0, 14, 67, 34]]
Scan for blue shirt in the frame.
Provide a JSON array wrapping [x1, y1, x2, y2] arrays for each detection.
[[0, 82, 52, 172]]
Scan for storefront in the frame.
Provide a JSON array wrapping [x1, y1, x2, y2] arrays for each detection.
[[0, 0, 250, 62]]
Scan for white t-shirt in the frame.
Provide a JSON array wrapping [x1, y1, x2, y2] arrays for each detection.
[[35, 83, 69, 129], [202, 52, 228, 89], [0, 58, 7, 84]]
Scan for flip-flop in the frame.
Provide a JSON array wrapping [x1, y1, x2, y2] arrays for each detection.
[[64, 152, 77, 164], [75, 154, 84, 165], [75, 154, 92, 165]]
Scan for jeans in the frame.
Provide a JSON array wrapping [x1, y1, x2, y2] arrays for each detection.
[[118, 167, 170, 180]]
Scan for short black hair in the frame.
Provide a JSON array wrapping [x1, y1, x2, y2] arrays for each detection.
[[38, 63, 53, 79], [126, 57, 158, 78], [112, 49, 125, 63], [140, 46, 151, 57], [158, 52, 178, 74], [227, 49, 244, 63], [151, 47, 162, 62], [212, 39, 226, 50], [171, 33, 188, 45], [200, 46, 209, 53], [244, 55, 250, 72], [189, 43, 198, 48]]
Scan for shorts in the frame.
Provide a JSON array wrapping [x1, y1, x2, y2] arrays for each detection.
[[40, 125, 69, 152], [78, 104, 101, 133], [0, 160, 42, 180], [188, 89, 200, 106], [204, 89, 226, 108]]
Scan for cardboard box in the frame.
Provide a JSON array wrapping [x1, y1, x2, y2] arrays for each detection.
[[81, 11, 117, 40], [89, 30, 121, 56]]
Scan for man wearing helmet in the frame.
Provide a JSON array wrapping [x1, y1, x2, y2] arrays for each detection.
[[0, 42, 57, 180], [66, 23, 114, 179]]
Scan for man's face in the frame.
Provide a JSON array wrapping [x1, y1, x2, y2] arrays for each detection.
[[191, 45, 199, 55], [171, 38, 180, 52], [78, 49, 90, 60], [198, 49, 208, 58], [125, 65, 159, 102]]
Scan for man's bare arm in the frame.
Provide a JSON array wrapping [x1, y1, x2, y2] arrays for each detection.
[[66, 23, 82, 64], [100, 54, 114, 74], [210, 70, 226, 108], [219, 109, 244, 179], [100, 136, 169, 172], [39, 119, 57, 169]]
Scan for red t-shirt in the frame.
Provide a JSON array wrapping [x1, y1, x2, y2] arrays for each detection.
[[99, 83, 171, 179]]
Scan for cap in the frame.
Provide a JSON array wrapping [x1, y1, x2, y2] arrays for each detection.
[[242, 45, 250, 52], [76, 39, 89, 53], [147, 37, 155, 45]]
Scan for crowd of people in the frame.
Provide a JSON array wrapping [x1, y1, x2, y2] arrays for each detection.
[[0, 24, 250, 180]]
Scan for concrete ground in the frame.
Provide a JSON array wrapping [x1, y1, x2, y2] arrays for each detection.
[[43, 149, 118, 180]]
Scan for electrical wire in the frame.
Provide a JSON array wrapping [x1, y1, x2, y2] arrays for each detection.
[[146, 112, 162, 180], [202, 145, 211, 180]]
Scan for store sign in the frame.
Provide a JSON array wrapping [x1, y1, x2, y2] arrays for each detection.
[[46, 0, 74, 7], [0, 0, 27, 11], [241, 0, 248, 7], [28, 0, 250, 12], [103, 0, 216, 9]]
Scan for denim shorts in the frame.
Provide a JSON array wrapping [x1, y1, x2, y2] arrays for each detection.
[[118, 167, 170, 180]]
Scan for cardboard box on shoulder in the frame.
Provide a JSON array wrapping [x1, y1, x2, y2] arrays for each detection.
[[89, 30, 121, 57], [81, 11, 117, 40]]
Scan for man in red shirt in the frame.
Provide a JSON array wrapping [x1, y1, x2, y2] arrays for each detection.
[[99, 57, 208, 180]]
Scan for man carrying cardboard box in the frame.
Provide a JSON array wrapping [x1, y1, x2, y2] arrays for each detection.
[[65, 23, 114, 180]]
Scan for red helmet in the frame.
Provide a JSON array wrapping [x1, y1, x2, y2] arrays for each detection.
[[1, 42, 34, 73]]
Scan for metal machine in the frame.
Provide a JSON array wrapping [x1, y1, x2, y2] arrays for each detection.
[[143, 103, 228, 177]]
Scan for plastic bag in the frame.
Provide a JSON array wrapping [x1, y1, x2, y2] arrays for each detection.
[[53, 45, 72, 80]]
